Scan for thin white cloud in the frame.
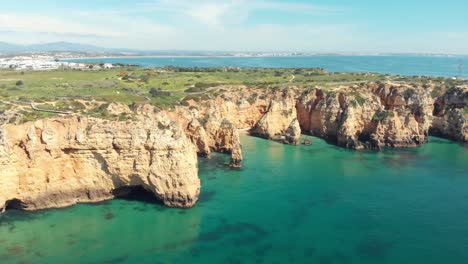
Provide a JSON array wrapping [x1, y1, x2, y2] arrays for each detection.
[[252, 0, 335, 14], [0, 14, 122, 38], [187, 3, 232, 26], [139, 0, 333, 26]]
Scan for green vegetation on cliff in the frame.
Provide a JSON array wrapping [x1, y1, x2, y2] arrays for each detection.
[[0, 67, 465, 121]]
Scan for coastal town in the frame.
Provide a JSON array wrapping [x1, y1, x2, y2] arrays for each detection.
[[0, 55, 115, 71]]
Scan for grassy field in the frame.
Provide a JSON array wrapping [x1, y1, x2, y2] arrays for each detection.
[[0, 67, 464, 112]]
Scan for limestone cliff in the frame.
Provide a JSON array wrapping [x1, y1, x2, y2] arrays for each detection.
[[1, 82, 466, 213], [143, 83, 466, 153], [176, 83, 466, 151], [170, 86, 303, 164], [251, 89, 301, 144], [0, 114, 200, 212], [132, 102, 241, 167], [182, 83, 466, 150], [431, 86, 468, 142], [295, 83, 434, 149]]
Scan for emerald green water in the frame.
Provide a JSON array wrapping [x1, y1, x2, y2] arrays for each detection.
[[1, 135, 467, 264]]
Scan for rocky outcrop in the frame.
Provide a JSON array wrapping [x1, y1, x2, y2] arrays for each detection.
[[295, 83, 434, 149], [229, 130, 243, 168], [1, 82, 466, 213], [173, 83, 466, 151], [0, 114, 200, 212], [186, 118, 211, 157], [207, 118, 243, 167], [431, 87, 468, 142], [285, 118, 301, 145], [251, 89, 300, 144], [251, 89, 301, 144]]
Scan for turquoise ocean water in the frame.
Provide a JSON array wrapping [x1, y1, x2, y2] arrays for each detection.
[[68, 55, 467, 77], [1, 135, 467, 263]]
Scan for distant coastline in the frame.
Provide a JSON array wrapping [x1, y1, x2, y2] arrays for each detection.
[[61, 55, 468, 78], [62, 53, 468, 61]]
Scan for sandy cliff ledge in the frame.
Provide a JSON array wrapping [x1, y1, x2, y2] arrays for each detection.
[[0, 114, 200, 212]]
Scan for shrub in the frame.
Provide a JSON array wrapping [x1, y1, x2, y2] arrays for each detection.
[[349, 91, 365, 105], [139, 74, 150, 83], [247, 92, 258, 104], [402, 89, 416, 100], [184, 86, 205, 93], [372, 111, 392, 122], [149, 88, 173, 97]]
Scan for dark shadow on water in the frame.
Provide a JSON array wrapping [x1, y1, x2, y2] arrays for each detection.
[[355, 235, 393, 260], [198, 153, 244, 175], [0, 207, 52, 225], [100, 255, 129, 264], [198, 190, 216, 203], [132, 206, 148, 212], [0, 187, 166, 225], [158, 221, 269, 253], [254, 243, 273, 259], [428, 136, 468, 148], [317, 255, 333, 264], [1, 244, 24, 260], [104, 212, 115, 220]]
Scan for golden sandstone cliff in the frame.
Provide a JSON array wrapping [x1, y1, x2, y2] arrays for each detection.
[[0, 114, 200, 212], [296, 83, 434, 149], [431, 86, 468, 142], [174, 83, 466, 151], [0, 82, 467, 212]]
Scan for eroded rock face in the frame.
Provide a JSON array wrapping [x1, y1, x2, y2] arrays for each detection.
[[2, 82, 466, 212], [431, 87, 468, 142], [251, 89, 300, 144], [186, 118, 211, 157], [170, 87, 303, 164], [172, 83, 466, 152], [0, 114, 200, 212], [296, 83, 434, 149]]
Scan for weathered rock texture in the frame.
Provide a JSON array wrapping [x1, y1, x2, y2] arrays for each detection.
[[296, 83, 434, 149], [251, 89, 301, 145], [175, 83, 467, 151], [169, 86, 303, 166], [1, 82, 467, 212], [431, 86, 468, 142], [0, 114, 200, 212]]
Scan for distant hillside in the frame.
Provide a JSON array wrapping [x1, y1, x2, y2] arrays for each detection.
[[0, 41, 113, 53], [0, 41, 234, 56], [0, 42, 25, 53]]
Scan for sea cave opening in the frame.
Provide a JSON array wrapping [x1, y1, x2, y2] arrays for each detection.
[[112, 186, 164, 205], [3, 198, 26, 212]]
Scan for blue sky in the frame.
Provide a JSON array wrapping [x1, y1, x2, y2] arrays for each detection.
[[1, 0, 467, 53]]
